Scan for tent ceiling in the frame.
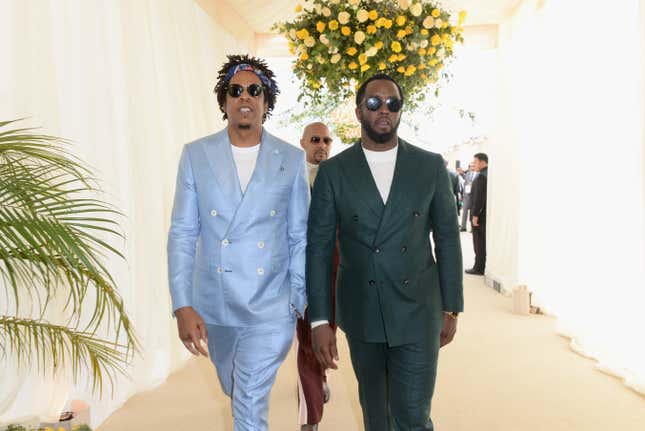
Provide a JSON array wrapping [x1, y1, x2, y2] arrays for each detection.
[[220, 0, 521, 33]]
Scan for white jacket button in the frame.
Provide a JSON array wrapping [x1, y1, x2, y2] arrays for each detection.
[[270, 210, 276, 217], [258, 241, 265, 249], [222, 239, 229, 246], [257, 267, 265, 275], [210, 209, 218, 217]]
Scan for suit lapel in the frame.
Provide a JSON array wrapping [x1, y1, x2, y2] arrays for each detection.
[[339, 142, 385, 218], [203, 130, 243, 209], [376, 139, 417, 242], [227, 130, 285, 237]]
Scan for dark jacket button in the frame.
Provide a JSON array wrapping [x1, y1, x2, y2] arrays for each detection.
[[374, 247, 381, 253], [413, 211, 421, 217], [403, 278, 410, 285], [369, 280, 376, 286], [401, 245, 407, 253]]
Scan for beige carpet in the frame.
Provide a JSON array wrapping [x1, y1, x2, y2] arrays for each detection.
[[99, 234, 645, 430]]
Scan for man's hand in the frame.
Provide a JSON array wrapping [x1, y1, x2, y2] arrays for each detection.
[[440, 313, 458, 347], [175, 306, 209, 357], [312, 324, 338, 369], [472, 216, 479, 227]]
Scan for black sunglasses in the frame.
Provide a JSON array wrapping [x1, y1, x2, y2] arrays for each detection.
[[362, 96, 403, 113], [311, 136, 333, 144], [227, 83, 264, 98]]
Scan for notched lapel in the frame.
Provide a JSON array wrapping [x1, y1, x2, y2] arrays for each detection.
[[339, 142, 385, 218]]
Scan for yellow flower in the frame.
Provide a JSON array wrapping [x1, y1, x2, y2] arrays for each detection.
[[354, 30, 366, 44], [369, 10, 378, 20], [316, 21, 326, 32], [429, 58, 438, 66], [405, 65, 416, 76], [295, 4, 302, 12], [418, 48, 427, 55], [431, 8, 441, 18], [304, 36, 315, 47], [388, 54, 398, 62], [436, 62, 444, 70], [421, 28, 429, 35], [398, 0, 409, 10], [396, 29, 407, 39], [442, 21, 449, 28], [374, 41, 384, 49], [405, 25, 413, 35], [319, 34, 330, 45], [397, 65, 405, 73], [423, 16, 434, 29], [348, 61, 358, 70], [328, 20, 339, 30], [358, 53, 368, 65], [349, 0, 360, 5], [361, 64, 371, 72], [427, 46, 437, 55], [397, 53, 406, 61], [446, 38, 454, 48], [365, 46, 378, 57], [378, 62, 387, 70], [367, 24, 377, 34], [430, 34, 441, 46], [338, 11, 351, 25], [442, 33, 450, 42], [300, 52, 309, 61], [410, 3, 423, 17], [312, 80, 321, 89], [418, 63, 426, 70], [357, 9, 369, 23], [296, 28, 309, 40], [458, 10, 467, 25], [288, 41, 296, 54], [376, 17, 386, 28], [322, 7, 331, 17], [347, 46, 358, 56], [434, 18, 443, 28], [331, 53, 341, 63], [341, 26, 351, 36], [390, 41, 402, 53], [384, 19, 393, 29], [396, 15, 407, 26]]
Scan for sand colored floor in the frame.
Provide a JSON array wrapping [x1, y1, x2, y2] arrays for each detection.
[[99, 234, 645, 430]]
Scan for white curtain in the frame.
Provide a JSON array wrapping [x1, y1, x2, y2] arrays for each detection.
[[0, 0, 251, 426], [488, 0, 645, 394]]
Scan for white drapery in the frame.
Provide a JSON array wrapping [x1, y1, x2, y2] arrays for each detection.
[[487, 0, 645, 394], [0, 0, 250, 426]]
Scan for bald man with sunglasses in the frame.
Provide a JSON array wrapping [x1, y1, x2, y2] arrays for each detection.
[[306, 74, 463, 430]]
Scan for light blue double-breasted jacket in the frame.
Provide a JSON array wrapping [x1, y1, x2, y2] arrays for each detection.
[[167, 129, 309, 326]]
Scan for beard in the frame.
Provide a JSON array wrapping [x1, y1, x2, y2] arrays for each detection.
[[360, 115, 400, 144]]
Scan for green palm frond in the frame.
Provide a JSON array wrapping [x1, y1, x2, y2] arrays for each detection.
[[0, 317, 128, 394], [0, 119, 138, 393]]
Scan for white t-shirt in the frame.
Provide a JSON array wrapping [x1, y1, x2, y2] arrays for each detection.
[[231, 143, 260, 193], [362, 144, 398, 203]]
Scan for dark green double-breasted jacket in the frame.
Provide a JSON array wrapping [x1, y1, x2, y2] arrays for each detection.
[[306, 138, 464, 347]]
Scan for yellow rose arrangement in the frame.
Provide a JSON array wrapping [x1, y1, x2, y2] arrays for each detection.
[[274, 0, 465, 109]]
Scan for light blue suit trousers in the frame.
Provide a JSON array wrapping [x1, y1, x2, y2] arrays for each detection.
[[167, 128, 309, 430]]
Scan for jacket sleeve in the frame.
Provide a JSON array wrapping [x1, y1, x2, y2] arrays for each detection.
[[287, 152, 311, 316], [306, 162, 337, 323], [167, 145, 200, 314], [428, 155, 464, 312], [471, 175, 487, 217]]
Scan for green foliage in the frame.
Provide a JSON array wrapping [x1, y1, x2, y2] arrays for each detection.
[[0, 119, 138, 395]]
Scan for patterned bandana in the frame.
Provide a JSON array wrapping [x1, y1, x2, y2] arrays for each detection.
[[224, 63, 277, 95]]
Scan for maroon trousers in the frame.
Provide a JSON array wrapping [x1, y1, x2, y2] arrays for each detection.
[[296, 248, 338, 425]]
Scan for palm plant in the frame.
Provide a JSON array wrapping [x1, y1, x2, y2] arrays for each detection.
[[0, 119, 137, 394]]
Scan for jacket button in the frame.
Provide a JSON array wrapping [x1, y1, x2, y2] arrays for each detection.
[[257, 267, 265, 275], [258, 241, 265, 249], [217, 267, 223, 273], [403, 278, 409, 285], [368, 280, 376, 286], [374, 247, 381, 254], [401, 245, 407, 253], [413, 211, 421, 217], [222, 239, 229, 246], [210, 209, 218, 217], [270, 210, 277, 217]]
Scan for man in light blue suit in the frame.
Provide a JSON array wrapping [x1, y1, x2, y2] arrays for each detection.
[[167, 55, 309, 430]]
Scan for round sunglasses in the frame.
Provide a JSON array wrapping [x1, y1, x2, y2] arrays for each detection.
[[362, 96, 403, 113], [227, 83, 264, 98]]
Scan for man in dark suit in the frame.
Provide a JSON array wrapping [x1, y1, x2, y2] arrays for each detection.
[[306, 73, 464, 431], [465, 153, 488, 275], [446, 159, 462, 216]]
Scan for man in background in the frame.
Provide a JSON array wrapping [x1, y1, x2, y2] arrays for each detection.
[[297, 122, 336, 431], [458, 163, 477, 232], [466, 153, 488, 275]]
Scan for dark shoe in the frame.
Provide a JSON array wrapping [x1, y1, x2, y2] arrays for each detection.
[[465, 268, 484, 275], [460, 228, 467, 232], [323, 381, 330, 403], [301, 425, 318, 431]]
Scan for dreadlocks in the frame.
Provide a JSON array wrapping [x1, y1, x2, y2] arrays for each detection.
[[214, 54, 280, 123]]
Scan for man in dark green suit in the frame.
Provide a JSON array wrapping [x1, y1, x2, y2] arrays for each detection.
[[306, 74, 464, 430]]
